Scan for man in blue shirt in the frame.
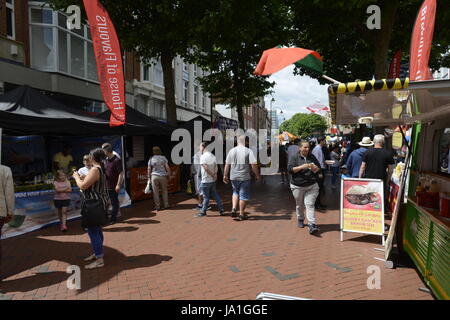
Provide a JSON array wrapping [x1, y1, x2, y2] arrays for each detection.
[[346, 137, 373, 178]]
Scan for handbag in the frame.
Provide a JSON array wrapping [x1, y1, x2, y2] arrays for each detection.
[[144, 179, 152, 194], [81, 198, 108, 228]]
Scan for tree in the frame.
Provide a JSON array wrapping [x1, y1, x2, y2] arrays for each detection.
[[279, 113, 328, 138], [289, 0, 450, 83], [49, 0, 205, 126], [187, 0, 294, 129]]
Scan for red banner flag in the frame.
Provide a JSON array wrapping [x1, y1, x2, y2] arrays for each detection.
[[388, 50, 402, 78], [409, 0, 436, 81], [83, 0, 125, 126]]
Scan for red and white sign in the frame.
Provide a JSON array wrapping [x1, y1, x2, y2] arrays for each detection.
[[388, 50, 402, 78], [83, 0, 125, 126], [409, 0, 436, 81]]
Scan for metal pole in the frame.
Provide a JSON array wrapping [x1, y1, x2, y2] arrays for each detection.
[[322, 74, 340, 84]]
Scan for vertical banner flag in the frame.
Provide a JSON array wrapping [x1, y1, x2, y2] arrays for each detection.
[[409, 0, 436, 81], [83, 0, 125, 126], [388, 50, 402, 78]]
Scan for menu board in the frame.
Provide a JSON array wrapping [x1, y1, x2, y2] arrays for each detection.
[[340, 178, 385, 242]]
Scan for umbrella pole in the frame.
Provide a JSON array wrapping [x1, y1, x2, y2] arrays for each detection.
[[322, 75, 340, 84]]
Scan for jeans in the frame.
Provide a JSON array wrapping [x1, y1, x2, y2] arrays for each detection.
[[291, 183, 319, 224], [108, 190, 120, 222], [200, 182, 224, 214], [331, 166, 340, 186], [87, 226, 104, 258]]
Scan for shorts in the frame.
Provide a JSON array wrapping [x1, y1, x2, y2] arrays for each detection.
[[231, 180, 251, 201], [54, 199, 70, 208]]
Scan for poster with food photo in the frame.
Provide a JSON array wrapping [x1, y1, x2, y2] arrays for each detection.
[[341, 178, 384, 237]]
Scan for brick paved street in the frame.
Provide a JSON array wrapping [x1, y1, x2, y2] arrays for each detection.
[[0, 175, 434, 300]]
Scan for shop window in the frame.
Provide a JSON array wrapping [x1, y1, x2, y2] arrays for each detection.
[[438, 128, 450, 175]]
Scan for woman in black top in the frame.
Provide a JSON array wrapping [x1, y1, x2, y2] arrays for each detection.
[[73, 148, 110, 269]]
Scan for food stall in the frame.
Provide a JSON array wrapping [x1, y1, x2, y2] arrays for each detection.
[[328, 77, 450, 300]]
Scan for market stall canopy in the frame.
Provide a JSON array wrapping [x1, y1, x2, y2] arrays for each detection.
[[0, 85, 113, 135], [97, 105, 174, 136], [328, 78, 450, 126], [0, 85, 174, 136], [278, 131, 297, 142]]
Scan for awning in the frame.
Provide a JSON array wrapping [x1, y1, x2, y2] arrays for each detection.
[[327, 78, 450, 126]]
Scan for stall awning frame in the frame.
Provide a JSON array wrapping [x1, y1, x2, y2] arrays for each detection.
[[328, 78, 450, 126]]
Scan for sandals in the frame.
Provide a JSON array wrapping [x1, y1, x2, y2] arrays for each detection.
[[84, 254, 96, 262]]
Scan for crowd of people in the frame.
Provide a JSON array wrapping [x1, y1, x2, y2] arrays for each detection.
[[277, 134, 395, 235], [0, 133, 396, 275]]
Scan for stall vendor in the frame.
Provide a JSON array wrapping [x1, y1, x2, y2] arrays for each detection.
[[52, 145, 74, 174]]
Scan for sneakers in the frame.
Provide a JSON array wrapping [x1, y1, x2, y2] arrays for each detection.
[[219, 210, 226, 216], [193, 205, 212, 211], [231, 208, 238, 217], [297, 219, 305, 228], [194, 212, 206, 218], [85, 258, 104, 270], [309, 223, 319, 235]]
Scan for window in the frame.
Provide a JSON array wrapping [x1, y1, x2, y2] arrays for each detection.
[[6, 0, 15, 39], [29, 5, 98, 82], [154, 60, 164, 87], [194, 85, 198, 107], [182, 61, 189, 81], [183, 81, 189, 104], [142, 64, 150, 81], [152, 99, 166, 120], [193, 65, 198, 78], [438, 128, 450, 175]]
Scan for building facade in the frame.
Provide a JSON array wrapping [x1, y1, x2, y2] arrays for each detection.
[[0, 0, 211, 122], [242, 97, 269, 131]]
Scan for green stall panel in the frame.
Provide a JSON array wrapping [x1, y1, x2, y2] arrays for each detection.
[[403, 203, 430, 274], [428, 223, 450, 300]]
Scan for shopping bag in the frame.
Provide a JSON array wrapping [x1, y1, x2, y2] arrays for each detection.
[[186, 179, 193, 194], [144, 180, 152, 194]]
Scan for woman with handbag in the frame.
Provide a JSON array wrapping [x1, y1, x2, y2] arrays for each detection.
[[287, 140, 322, 235], [72, 148, 110, 269]]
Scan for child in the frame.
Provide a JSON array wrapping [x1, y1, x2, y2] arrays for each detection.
[[53, 170, 72, 232]]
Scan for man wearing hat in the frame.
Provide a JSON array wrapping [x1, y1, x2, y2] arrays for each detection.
[[345, 137, 373, 178]]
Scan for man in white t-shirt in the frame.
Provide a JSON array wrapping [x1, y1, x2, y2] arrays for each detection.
[[195, 142, 224, 217]]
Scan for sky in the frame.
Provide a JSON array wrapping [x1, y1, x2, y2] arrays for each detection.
[[264, 65, 330, 124]]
